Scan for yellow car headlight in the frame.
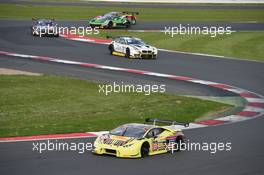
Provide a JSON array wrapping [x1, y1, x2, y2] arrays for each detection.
[[123, 143, 134, 148]]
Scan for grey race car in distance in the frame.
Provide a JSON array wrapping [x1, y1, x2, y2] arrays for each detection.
[[31, 19, 59, 37]]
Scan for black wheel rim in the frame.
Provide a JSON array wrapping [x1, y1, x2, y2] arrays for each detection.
[[175, 138, 183, 151], [109, 45, 113, 54], [141, 146, 149, 157], [126, 49, 130, 58], [108, 22, 113, 28]]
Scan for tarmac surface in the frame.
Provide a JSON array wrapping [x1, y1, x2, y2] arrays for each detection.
[[0, 15, 264, 175], [1, 0, 264, 9]]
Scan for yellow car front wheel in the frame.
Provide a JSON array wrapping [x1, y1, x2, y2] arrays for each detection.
[[140, 142, 150, 158]]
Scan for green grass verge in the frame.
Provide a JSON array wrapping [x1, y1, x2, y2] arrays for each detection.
[[0, 75, 231, 137], [24, 0, 264, 6], [0, 3, 264, 22], [89, 30, 264, 61]]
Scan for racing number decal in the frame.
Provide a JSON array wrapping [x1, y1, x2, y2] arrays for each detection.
[[152, 140, 166, 151], [114, 44, 123, 52], [158, 140, 166, 150], [152, 141, 159, 151]]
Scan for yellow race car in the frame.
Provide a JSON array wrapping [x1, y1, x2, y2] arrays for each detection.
[[93, 118, 189, 158]]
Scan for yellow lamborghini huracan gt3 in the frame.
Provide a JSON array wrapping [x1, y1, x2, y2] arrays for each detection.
[[93, 118, 189, 158]]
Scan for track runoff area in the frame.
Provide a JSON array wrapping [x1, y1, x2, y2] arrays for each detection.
[[0, 47, 263, 142], [1, 17, 264, 141], [0, 1, 264, 166]]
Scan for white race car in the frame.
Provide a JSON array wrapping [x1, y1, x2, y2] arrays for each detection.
[[108, 36, 158, 59]]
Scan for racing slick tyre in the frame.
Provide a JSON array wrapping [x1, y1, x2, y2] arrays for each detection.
[[131, 19, 136, 25], [107, 21, 113, 29], [125, 48, 131, 58], [141, 142, 149, 158], [175, 137, 184, 152], [109, 44, 114, 55], [125, 22, 130, 28]]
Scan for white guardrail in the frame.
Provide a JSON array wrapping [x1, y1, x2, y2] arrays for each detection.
[[82, 0, 264, 3]]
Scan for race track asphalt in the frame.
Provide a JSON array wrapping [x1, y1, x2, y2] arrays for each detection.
[[1, 19, 264, 32], [1, 0, 264, 10], [0, 19, 264, 175]]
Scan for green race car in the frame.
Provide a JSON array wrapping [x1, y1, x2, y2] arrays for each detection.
[[89, 12, 138, 29]]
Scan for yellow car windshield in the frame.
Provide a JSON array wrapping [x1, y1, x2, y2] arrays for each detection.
[[110, 125, 146, 138]]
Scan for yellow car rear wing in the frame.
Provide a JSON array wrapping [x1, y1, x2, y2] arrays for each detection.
[[145, 118, 189, 127]]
